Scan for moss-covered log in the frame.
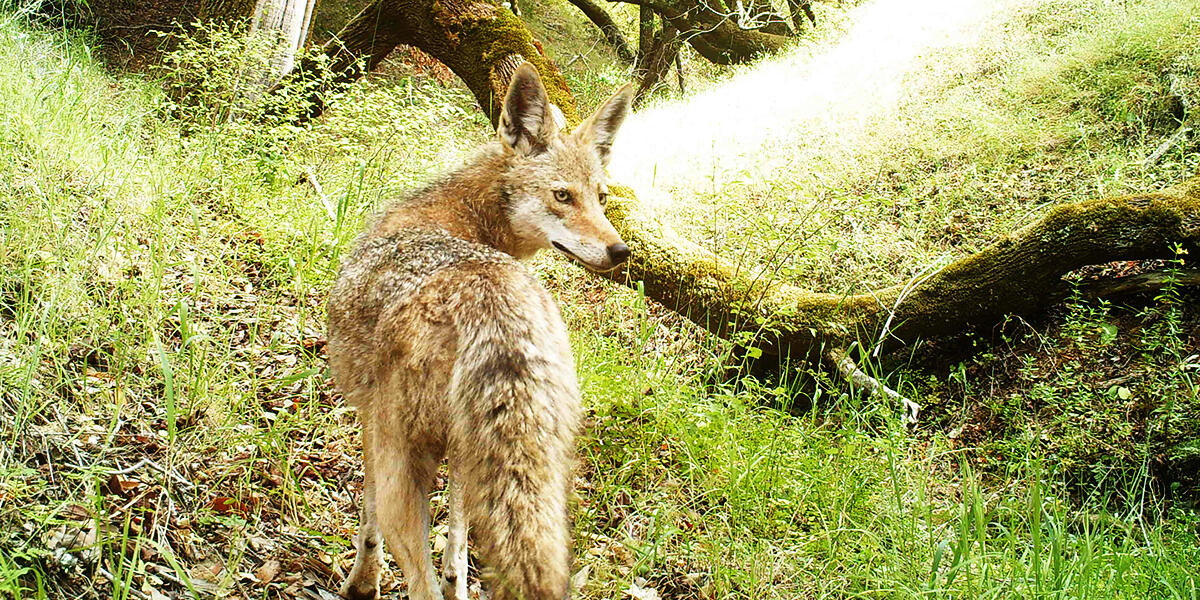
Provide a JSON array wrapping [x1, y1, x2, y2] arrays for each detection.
[[601, 178, 1200, 361], [283, 0, 575, 124], [296, 15, 1200, 363]]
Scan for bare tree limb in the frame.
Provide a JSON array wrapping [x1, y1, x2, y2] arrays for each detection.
[[827, 346, 921, 424], [1145, 126, 1192, 166], [1076, 268, 1200, 299], [565, 0, 636, 64]]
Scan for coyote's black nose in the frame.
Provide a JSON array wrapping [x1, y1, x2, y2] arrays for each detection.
[[607, 242, 631, 265]]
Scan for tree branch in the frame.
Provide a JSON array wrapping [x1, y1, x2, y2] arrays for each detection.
[[606, 0, 674, 13], [611, 0, 793, 64], [565, 0, 636, 64], [827, 346, 920, 424], [1076, 268, 1200, 299]]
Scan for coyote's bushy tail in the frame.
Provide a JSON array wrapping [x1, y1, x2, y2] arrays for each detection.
[[446, 264, 581, 600]]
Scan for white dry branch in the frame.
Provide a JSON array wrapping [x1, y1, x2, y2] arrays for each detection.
[[1145, 126, 1192, 167], [827, 346, 921, 425], [301, 169, 339, 222]]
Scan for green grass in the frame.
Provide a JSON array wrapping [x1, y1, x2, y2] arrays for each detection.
[[614, 0, 1200, 291], [0, 0, 1198, 599]]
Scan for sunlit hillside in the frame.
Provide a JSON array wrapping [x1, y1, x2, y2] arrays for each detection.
[[614, 0, 1200, 293], [611, 0, 1012, 210]]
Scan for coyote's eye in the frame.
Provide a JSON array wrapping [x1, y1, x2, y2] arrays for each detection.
[[554, 189, 573, 204], [598, 192, 608, 207]]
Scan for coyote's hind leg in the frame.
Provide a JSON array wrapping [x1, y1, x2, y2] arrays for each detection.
[[376, 441, 443, 600], [341, 414, 384, 600], [441, 475, 469, 600]]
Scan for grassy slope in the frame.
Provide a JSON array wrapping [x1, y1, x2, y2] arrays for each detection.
[[0, 1, 1197, 600], [611, 0, 1200, 290]]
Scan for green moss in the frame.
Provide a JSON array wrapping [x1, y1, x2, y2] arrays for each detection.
[[433, 0, 580, 124]]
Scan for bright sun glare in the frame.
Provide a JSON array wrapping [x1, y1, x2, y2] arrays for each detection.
[[608, 0, 1017, 211]]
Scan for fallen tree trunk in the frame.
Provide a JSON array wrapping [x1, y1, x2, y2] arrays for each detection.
[[284, 0, 575, 124], [289, 4, 1200, 359], [265, 4, 1200, 411], [603, 179, 1200, 359]]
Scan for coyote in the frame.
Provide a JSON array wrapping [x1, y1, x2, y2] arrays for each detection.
[[328, 63, 632, 600]]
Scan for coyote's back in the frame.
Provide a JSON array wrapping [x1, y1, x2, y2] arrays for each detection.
[[327, 63, 633, 600]]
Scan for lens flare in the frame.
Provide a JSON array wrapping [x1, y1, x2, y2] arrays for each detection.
[[608, 0, 1018, 212]]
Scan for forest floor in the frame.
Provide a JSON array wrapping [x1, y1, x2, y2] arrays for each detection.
[[1, 0, 1198, 598]]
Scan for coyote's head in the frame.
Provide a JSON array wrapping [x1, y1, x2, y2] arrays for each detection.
[[499, 63, 632, 272]]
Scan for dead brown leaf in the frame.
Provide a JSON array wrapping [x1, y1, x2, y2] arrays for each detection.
[[255, 559, 282, 584], [207, 496, 251, 516], [106, 473, 141, 497]]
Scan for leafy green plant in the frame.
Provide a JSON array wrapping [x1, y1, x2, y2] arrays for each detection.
[[156, 20, 342, 128]]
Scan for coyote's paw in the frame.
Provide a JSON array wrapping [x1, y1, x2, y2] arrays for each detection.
[[339, 580, 378, 600], [442, 573, 469, 600]]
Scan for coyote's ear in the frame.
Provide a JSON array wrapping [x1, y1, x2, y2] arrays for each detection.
[[576, 83, 632, 166], [498, 63, 558, 156]]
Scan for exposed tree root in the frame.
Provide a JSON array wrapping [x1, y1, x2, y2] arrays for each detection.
[[1077, 268, 1200, 300]]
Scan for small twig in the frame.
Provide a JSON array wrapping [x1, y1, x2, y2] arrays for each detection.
[[116, 486, 157, 515], [108, 458, 150, 475], [827, 346, 921, 425], [300, 169, 339, 222], [674, 52, 686, 94], [109, 458, 197, 493], [150, 562, 211, 596], [1095, 372, 1143, 390], [95, 566, 151, 600], [1144, 125, 1192, 167]]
